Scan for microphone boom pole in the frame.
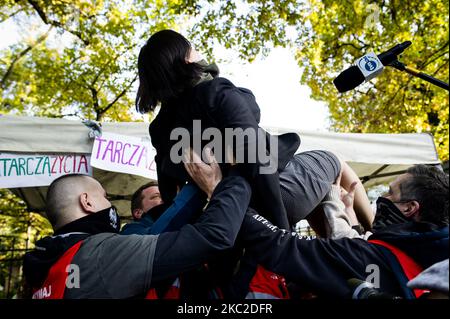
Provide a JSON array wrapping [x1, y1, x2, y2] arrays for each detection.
[[333, 40, 450, 92], [390, 60, 449, 91]]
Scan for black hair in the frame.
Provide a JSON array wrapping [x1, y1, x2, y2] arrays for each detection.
[[136, 29, 205, 113], [130, 181, 159, 213], [401, 165, 449, 226]]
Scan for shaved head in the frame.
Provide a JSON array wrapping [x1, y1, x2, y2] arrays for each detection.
[[46, 174, 108, 230]]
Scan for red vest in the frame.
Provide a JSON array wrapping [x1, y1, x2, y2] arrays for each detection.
[[369, 239, 426, 298], [145, 264, 224, 299], [32, 241, 83, 299], [31, 238, 225, 300], [245, 265, 290, 299], [31, 240, 185, 299], [145, 277, 181, 299]]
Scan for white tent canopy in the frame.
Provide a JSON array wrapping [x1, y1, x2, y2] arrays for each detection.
[[0, 115, 441, 218]]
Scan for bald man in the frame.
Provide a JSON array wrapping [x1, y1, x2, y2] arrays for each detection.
[[23, 172, 250, 299]]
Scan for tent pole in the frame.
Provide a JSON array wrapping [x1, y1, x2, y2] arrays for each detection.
[[361, 165, 389, 184]]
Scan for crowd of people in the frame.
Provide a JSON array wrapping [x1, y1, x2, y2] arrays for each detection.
[[23, 29, 449, 300]]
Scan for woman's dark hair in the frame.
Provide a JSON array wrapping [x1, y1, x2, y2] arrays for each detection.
[[136, 29, 205, 113]]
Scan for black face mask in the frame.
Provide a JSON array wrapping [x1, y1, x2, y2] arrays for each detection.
[[54, 206, 121, 236], [372, 197, 412, 231], [145, 203, 169, 221]]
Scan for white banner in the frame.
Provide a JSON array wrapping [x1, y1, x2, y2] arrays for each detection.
[[90, 132, 157, 180], [0, 153, 92, 188]]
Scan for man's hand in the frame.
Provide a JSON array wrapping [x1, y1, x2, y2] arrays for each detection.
[[183, 147, 222, 199]]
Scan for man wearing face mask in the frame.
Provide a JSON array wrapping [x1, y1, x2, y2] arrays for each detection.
[[186, 161, 448, 299], [324, 164, 448, 239], [120, 181, 206, 236], [241, 164, 448, 298], [23, 170, 250, 299], [120, 181, 163, 235], [369, 166, 440, 231]]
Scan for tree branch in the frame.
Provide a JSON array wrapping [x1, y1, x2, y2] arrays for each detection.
[[89, 50, 128, 88], [419, 40, 449, 68], [89, 86, 100, 117], [422, 50, 449, 69], [26, 0, 89, 45], [383, 76, 414, 114], [0, 7, 24, 23], [335, 41, 369, 52], [50, 112, 83, 119], [85, 44, 135, 90], [388, 1, 401, 29], [432, 60, 449, 76], [96, 74, 138, 120], [1, 27, 52, 88]]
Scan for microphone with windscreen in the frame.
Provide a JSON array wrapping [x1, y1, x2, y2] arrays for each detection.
[[333, 41, 412, 93]]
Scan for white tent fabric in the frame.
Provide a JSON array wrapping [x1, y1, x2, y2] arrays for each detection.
[[265, 126, 439, 165], [0, 115, 149, 153], [0, 115, 441, 217], [264, 126, 440, 187]]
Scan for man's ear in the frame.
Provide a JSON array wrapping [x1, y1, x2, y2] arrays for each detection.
[[132, 208, 144, 220], [404, 200, 420, 219], [79, 192, 96, 213]]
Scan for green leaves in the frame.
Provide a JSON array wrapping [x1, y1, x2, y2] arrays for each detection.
[[294, 0, 449, 160], [0, 1, 448, 298], [0, 0, 180, 121], [0, 0, 448, 157]]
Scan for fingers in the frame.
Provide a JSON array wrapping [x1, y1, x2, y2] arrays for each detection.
[[204, 147, 221, 171], [182, 148, 201, 165], [339, 187, 347, 200], [191, 148, 202, 163], [334, 170, 342, 186], [204, 147, 217, 165], [348, 181, 358, 196], [183, 148, 222, 185], [183, 148, 210, 176], [207, 148, 222, 180], [183, 148, 197, 179], [183, 147, 209, 164]]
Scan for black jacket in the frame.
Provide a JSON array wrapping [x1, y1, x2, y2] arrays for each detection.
[[23, 176, 251, 298], [241, 211, 449, 298], [149, 77, 299, 229]]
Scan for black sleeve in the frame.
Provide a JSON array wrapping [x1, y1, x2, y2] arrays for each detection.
[[151, 176, 251, 282], [241, 211, 397, 297], [200, 78, 290, 229], [154, 153, 179, 204], [202, 78, 262, 173], [203, 77, 261, 130], [149, 111, 180, 204]]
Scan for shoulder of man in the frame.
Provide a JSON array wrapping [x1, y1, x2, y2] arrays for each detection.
[[79, 232, 158, 250], [67, 233, 159, 298], [120, 216, 154, 235]]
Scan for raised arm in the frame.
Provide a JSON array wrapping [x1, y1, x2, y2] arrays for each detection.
[[240, 211, 386, 297], [320, 184, 363, 239], [151, 175, 251, 282]]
